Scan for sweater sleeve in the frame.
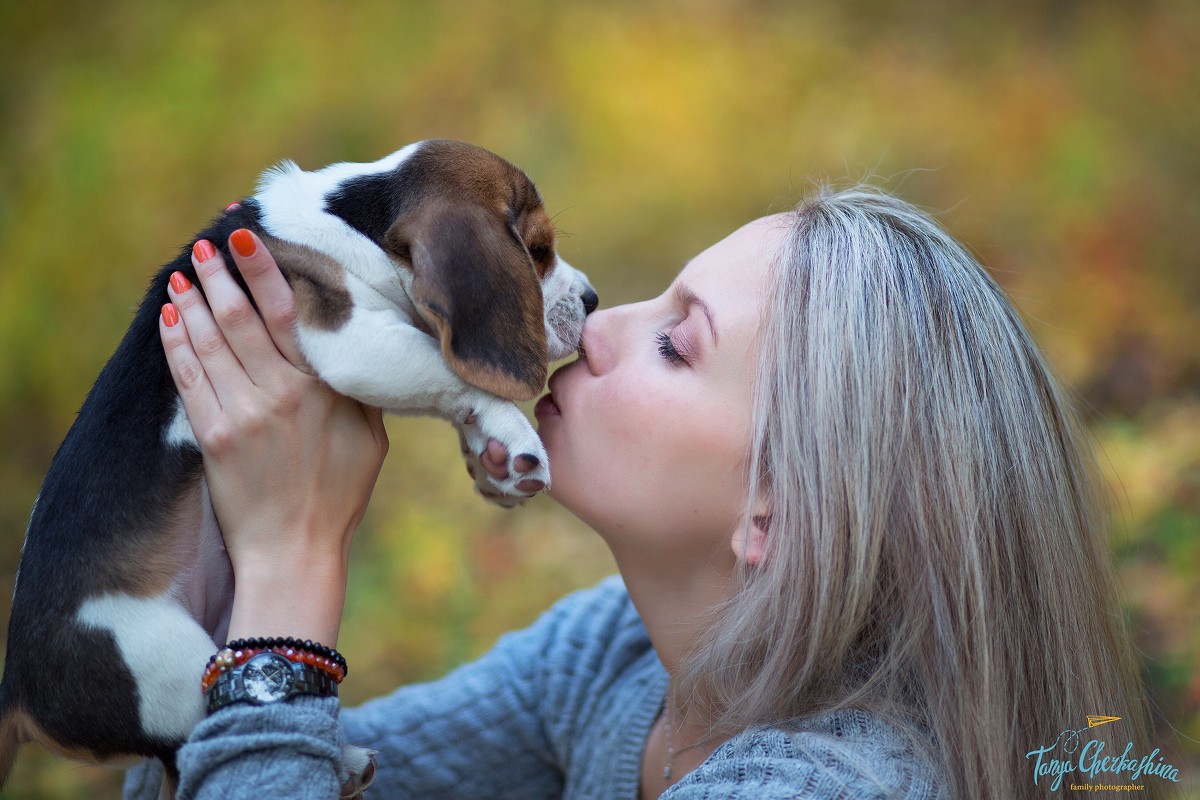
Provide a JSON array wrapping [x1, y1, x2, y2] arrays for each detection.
[[124, 576, 637, 800], [122, 697, 343, 800], [662, 714, 944, 800]]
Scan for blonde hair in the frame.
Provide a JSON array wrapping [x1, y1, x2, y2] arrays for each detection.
[[677, 187, 1164, 799]]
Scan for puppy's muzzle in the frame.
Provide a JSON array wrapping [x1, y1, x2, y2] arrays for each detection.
[[544, 260, 597, 362]]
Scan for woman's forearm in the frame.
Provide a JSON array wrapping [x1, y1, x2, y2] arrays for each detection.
[[226, 554, 349, 646]]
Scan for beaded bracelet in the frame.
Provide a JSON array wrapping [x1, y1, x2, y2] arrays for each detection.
[[201, 636, 348, 694]]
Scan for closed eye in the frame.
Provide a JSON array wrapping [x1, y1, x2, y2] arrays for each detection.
[[656, 331, 688, 366]]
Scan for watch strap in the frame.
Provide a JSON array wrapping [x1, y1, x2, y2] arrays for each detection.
[[206, 655, 339, 715]]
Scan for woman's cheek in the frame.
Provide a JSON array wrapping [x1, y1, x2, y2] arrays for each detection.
[[664, 398, 751, 503], [557, 379, 655, 498]]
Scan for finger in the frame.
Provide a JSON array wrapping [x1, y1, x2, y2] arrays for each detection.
[[167, 258, 253, 407], [227, 228, 308, 370], [191, 237, 289, 383], [159, 301, 221, 433], [362, 404, 389, 455]]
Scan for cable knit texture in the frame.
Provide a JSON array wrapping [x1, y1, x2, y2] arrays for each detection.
[[124, 575, 944, 799]]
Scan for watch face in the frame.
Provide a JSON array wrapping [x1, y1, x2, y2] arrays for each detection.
[[242, 653, 296, 703]]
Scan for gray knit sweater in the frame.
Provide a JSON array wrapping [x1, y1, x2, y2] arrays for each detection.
[[123, 576, 944, 799]]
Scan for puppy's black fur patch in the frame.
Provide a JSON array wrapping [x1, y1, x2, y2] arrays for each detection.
[[0, 141, 582, 794], [0, 202, 269, 768]]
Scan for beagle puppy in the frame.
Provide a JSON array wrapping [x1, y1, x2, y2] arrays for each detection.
[[0, 139, 596, 795]]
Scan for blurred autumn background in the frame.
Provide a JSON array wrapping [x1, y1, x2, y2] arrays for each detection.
[[1, 0, 1197, 796]]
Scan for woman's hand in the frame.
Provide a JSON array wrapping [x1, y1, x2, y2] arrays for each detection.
[[159, 228, 389, 645]]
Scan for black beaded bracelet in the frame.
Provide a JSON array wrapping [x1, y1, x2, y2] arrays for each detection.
[[221, 637, 348, 673], [201, 636, 348, 694]]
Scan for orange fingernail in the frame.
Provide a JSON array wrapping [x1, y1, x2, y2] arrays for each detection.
[[225, 201, 242, 211], [193, 239, 216, 263], [169, 271, 192, 294], [230, 228, 256, 257], [161, 303, 180, 327]]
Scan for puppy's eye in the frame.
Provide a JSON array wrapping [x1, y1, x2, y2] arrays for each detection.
[[528, 243, 552, 261]]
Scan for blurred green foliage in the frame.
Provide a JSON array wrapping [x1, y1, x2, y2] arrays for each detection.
[[1, 0, 1197, 796]]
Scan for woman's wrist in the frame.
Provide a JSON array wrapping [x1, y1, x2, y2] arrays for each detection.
[[227, 549, 350, 646]]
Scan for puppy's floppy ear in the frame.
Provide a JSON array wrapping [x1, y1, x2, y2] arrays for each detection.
[[388, 202, 547, 401]]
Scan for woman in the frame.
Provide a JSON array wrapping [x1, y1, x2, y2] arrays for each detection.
[[125, 187, 1160, 799]]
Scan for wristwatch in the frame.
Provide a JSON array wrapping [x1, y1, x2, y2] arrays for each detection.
[[206, 652, 339, 714]]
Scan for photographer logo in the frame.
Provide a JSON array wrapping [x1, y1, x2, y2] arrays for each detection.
[[1025, 715, 1181, 792]]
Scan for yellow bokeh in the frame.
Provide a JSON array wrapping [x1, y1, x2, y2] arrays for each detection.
[[0, 1, 1196, 795]]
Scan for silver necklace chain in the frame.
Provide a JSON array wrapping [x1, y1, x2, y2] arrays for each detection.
[[662, 688, 710, 783], [663, 694, 676, 781]]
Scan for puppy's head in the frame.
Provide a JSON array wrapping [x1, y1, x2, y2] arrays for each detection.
[[315, 139, 595, 402]]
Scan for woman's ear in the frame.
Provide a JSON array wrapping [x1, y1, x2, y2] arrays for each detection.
[[731, 503, 771, 566]]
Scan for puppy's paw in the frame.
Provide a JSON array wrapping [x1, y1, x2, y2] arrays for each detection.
[[456, 398, 549, 507], [337, 745, 377, 799]]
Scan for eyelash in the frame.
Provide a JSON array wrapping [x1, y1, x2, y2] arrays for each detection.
[[656, 331, 688, 366]]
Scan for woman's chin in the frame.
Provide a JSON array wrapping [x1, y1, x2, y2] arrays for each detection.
[[538, 461, 590, 520]]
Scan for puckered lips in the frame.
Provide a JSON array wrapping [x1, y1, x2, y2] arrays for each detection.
[[536, 360, 578, 418], [534, 393, 559, 417]]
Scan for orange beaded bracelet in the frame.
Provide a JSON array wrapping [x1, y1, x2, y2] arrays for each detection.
[[201, 637, 347, 694]]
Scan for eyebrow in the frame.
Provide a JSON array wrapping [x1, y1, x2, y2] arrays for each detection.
[[674, 283, 718, 347]]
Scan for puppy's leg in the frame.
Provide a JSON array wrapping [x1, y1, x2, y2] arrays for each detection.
[[453, 401, 549, 508], [297, 307, 550, 502], [76, 593, 212, 745], [336, 745, 377, 799]]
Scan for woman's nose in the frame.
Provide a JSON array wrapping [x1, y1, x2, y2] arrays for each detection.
[[579, 306, 615, 374]]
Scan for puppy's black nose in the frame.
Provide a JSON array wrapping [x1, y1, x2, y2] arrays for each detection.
[[581, 288, 599, 314]]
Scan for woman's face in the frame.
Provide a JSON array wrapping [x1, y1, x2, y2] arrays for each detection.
[[536, 215, 786, 572]]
